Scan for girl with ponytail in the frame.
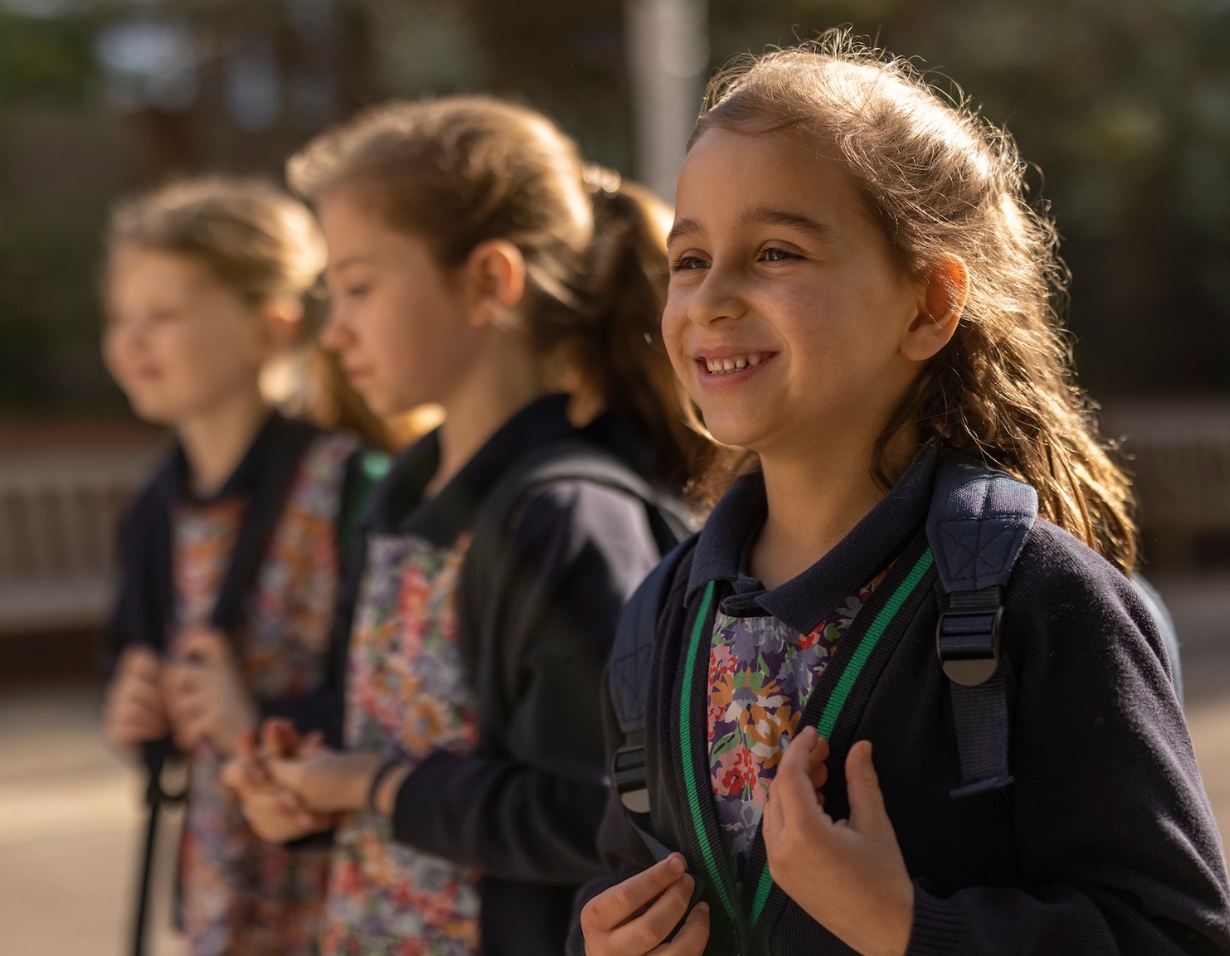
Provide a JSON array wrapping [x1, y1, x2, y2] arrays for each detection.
[[222, 97, 703, 955]]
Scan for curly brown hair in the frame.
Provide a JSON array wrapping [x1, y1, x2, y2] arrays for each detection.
[[689, 32, 1137, 573]]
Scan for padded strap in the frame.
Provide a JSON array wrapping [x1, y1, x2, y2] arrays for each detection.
[[926, 454, 1038, 593], [926, 453, 1037, 800]]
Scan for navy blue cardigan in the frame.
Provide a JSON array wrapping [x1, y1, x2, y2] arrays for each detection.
[[571, 457, 1230, 955]]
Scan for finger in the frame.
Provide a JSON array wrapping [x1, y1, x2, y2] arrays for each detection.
[[809, 758, 829, 792], [172, 627, 228, 665], [659, 901, 710, 956], [301, 731, 325, 758], [607, 874, 694, 953], [261, 718, 299, 758], [845, 740, 891, 837], [264, 756, 306, 795], [585, 855, 689, 929], [122, 646, 162, 678], [774, 730, 830, 821]]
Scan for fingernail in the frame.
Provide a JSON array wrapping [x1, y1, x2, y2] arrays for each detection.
[[668, 853, 685, 873]]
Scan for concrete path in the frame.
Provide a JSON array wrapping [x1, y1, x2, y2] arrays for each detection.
[[3, 665, 1230, 956]]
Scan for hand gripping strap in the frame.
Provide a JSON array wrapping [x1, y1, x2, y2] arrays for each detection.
[[926, 454, 1037, 800]]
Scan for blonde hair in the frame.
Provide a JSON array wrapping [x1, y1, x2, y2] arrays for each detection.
[[107, 176, 391, 448], [288, 96, 708, 489], [692, 33, 1137, 572]]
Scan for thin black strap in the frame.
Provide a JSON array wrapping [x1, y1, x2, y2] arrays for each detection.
[[948, 670, 1014, 799]]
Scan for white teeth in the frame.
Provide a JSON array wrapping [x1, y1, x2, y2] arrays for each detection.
[[703, 353, 767, 374]]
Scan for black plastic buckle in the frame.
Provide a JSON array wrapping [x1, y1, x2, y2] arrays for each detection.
[[936, 605, 1003, 686], [611, 742, 650, 813]]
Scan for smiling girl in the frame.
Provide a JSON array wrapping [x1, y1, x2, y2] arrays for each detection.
[[101, 178, 384, 956], [222, 98, 702, 956], [574, 37, 1230, 956]]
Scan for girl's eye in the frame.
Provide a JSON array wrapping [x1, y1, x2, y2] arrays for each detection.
[[344, 283, 371, 298], [670, 255, 709, 272], [761, 246, 800, 263]]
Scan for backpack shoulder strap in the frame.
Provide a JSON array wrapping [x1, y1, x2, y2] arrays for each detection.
[[925, 452, 1037, 799], [607, 537, 695, 816], [456, 439, 697, 722]]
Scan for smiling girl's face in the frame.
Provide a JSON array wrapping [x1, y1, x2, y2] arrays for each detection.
[[664, 128, 930, 462]]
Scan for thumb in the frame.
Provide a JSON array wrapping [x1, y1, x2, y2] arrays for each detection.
[[845, 740, 892, 837]]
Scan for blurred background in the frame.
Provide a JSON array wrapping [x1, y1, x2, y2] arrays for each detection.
[[0, 0, 1227, 953]]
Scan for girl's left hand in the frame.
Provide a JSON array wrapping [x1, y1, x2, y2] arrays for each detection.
[[762, 728, 914, 956], [162, 627, 257, 756], [264, 739, 407, 814]]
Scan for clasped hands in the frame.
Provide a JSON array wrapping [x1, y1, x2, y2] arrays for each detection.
[[581, 728, 914, 956], [220, 719, 412, 844], [104, 626, 257, 757]]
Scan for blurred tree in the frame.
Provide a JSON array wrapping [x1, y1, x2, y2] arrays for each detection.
[[0, 0, 1227, 413]]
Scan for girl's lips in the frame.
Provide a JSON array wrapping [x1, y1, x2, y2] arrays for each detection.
[[693, 351, 778, 390]]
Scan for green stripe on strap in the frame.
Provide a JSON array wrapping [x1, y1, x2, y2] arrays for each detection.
[[679, 581, 740, 926], [749, 548, 935, 926]]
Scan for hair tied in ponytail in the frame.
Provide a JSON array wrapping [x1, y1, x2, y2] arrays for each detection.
[[582, 164, 622, 196]]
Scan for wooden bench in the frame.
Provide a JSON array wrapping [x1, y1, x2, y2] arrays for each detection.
[[0, 449, 161, 634]]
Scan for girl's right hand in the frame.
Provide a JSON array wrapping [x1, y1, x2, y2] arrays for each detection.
[[580, 854, 710, 956], [103, 646, 169, 753], [221, 731, 335, 843]]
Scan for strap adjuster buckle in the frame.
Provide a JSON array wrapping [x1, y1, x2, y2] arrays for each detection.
[[611, 741, 650, 814], [936, 605, 1003, 686]]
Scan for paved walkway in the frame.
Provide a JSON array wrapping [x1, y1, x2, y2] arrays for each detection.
[[4, 661, 1230, 956]]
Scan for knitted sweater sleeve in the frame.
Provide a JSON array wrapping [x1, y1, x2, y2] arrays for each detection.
[[907, 522, 1230, 956]]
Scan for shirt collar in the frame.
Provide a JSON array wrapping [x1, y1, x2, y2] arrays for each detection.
[[366, 392, 578, 546], [173, 409, 285, 507], [687, 444, 939, 633]]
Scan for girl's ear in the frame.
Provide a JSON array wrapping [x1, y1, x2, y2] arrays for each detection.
[[256, 298, 305, 358], [461, 239, 527, 330], [901, 255, 969, 362]]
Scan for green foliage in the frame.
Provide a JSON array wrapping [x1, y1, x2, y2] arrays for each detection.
[[0, 9, 94, 106], [0, 207, 123, 412]]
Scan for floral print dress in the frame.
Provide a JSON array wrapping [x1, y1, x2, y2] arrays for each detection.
[[176, 432, 356, 956], [706, 570, 888, 877], [321, 532, 481, 956]]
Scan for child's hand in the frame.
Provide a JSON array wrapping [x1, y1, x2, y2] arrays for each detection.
[[103, 646, 170, 753], [763, 728, 914, 956], [162, 627, 257, 756], [264, 740, 387, 813], [580, 853, 710, 956], [221, 731, 335, 843]]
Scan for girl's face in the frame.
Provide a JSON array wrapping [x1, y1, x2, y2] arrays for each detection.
[[103, 247, 275, 426], [317, 191, 481, 418], [664, 128, 930, 461]]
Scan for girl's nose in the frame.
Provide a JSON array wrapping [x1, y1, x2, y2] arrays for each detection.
[[687, 265, 746, 327]]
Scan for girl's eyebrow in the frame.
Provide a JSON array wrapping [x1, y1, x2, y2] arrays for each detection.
[[736, 205, 832, 239], [329, 253, 377, 271], [666, 217, 701, 247]]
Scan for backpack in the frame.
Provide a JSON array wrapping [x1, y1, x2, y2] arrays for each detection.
[[606, 453, 1183, 851], [456, 439, 696, 693]]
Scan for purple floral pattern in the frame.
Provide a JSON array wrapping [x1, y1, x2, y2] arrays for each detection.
[[706, 570, 887, 873]]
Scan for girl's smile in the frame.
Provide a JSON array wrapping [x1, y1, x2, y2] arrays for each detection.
[[694, 348, 779, 391]]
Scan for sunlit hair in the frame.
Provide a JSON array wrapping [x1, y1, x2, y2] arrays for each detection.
[[691, 32, 1137, 573], [288, 96, 707, 489], [106, 177, 391, 448]]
